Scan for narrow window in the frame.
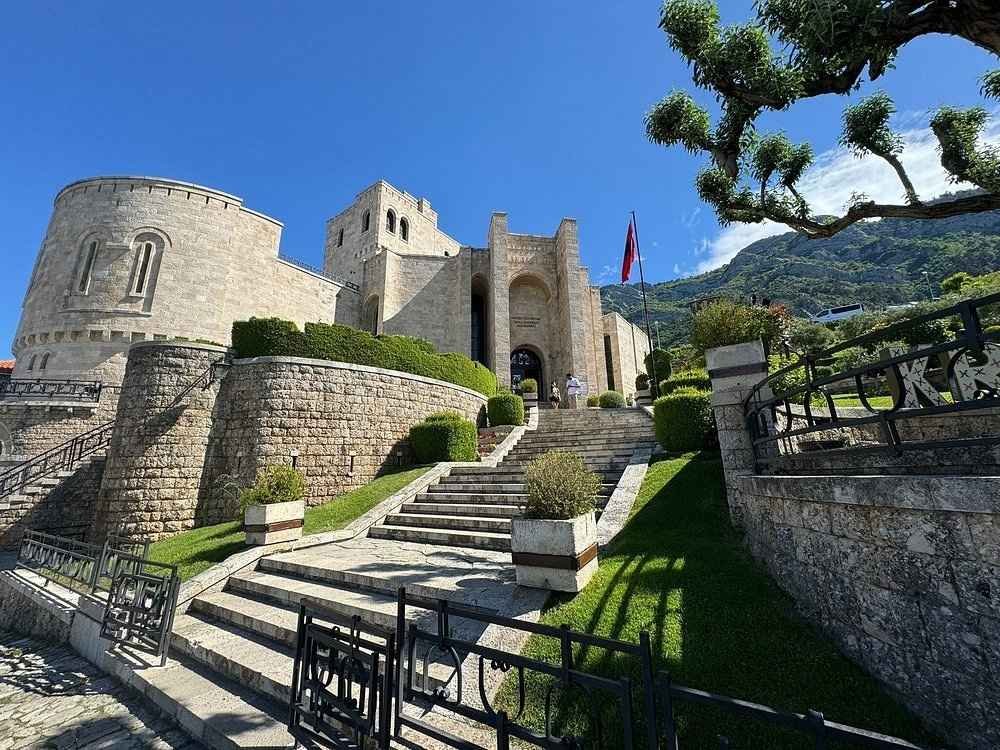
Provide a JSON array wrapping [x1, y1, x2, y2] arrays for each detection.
[[78, 241, 98, 293], [27, 355, 36, 371], [39, 353, 49, 370], [400, 217, 409, 242], [133, 242, 153, 294], [337, 227, 344, 247], [386, 209, 396, 234], [362, 210, 370, 232]]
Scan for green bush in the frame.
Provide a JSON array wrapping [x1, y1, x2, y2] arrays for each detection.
[[659, 369, 710, 395], [239, 465, 306, 512], [653, 389, 715, 452], [519, 378, 538, 393], [487, 392, 525, 426], [586, 395, 600, 407], [408, 415, 477, 463], [231, 318, 497, 396], [598, 390, 626, 408], [644, 348, 671, 390], [667, 344, 703, 373], [635, 372, 650, 391], [690, 299, 787, 354], [523, 451, 601, 520]]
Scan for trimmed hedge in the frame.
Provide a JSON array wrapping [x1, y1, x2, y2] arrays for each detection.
[[488, 392, 525, 426], [598, 390, 626, 408], [232, 317, 497, 397], [659, 369, 711, 395], [520, 378, 538, 394], [653, 388, 715, 452], [408, 414, 477, 463], [586, 395, 600, 407], [635, 372, 650, 391], [644, 348, 671, 391]]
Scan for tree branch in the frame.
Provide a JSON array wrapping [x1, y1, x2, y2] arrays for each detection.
[[881, 153, 921, 204]]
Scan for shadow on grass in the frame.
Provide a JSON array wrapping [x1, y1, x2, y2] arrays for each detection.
[[497, 453, 939, 749]]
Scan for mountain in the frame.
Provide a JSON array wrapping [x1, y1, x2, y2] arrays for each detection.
[[601, 209, 1000, 349]]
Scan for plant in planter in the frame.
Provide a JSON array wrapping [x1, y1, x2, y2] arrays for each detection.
[[519, 378, 539, 406], [241, 465, 307, 546], [511, 451, 602, 592]]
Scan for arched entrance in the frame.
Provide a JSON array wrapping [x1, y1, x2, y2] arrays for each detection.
[[510, 348, 543, 396]]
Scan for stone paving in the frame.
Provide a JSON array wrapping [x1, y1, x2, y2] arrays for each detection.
[[0, 632, 201, 750]]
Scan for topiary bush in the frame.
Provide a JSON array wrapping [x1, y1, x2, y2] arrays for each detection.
[[653, 388, 715, 452], [231, 318, 497, 396], [659, 369, 711, 395], [239, 465, 306, 512], [408, 414, 477, 463], [635, 372, 650, 391], [523, 451, 601, 520], [598, 390, 626, 408], [586, 394, 600, 407], [520, 378, 538, 393], [644, 348, 671, 391], [487, 392, 525, 426]]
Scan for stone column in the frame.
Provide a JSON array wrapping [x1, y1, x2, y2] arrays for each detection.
[[705, 340, 770, 529], [488, 213, 512, 387]]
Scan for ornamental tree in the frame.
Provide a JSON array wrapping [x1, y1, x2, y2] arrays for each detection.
[[646, 0, 1000, 239]]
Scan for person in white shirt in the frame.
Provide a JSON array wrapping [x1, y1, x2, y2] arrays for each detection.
[[565, 373, 582, 408]]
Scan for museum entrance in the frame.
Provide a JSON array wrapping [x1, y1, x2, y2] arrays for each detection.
[[510, 348, 543, 397]]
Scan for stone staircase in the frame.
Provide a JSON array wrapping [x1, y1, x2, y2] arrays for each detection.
[[130, 407, 655, 749], [369, 407, 657, 552]]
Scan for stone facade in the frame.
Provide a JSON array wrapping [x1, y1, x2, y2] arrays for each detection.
[[708, 341, 1000, 749], [602, 311, 651, 399], [94, 342, 487, 541]]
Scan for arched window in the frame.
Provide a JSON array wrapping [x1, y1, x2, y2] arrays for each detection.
[[39, 353, 50, 371], [337, 227, 345, 247], [386, 209, 396, 234], [27, 355, 36, 371], [400, 217, 409, 242], [362, 210, 371, 232], [78, 239, 99, 294], [132, 241, 154, 295]]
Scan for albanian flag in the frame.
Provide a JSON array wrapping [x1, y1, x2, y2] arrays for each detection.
[[621, 217, 637, 283]]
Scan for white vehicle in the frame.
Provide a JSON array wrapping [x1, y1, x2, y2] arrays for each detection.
[[810, 303, 865, 323]]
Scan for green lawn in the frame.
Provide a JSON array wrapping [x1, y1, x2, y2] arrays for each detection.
[[497, 454, 936, 748], [149, 465, 431, 581]]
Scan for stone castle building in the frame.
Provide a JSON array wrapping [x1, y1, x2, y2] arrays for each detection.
[[3, 175, 649, 461]]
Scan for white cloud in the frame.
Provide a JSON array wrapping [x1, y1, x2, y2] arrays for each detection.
[[672, 263, 681, 275], [696, 114, 1000, 274], [595, 264, 616, 283]]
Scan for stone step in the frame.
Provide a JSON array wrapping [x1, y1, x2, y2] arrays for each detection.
[[499, 460, 628, 472], [385, 512, 511, 533], [442, 469, 623, 483], [399, 502, 522, 518], [521, 431, 655, 443], [428, 482, 525, 494], [370, 524, 511, 551], [416, 491, 526, 505]]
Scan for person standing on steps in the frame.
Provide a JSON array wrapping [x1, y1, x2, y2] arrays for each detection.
[[549, 382, 561, 409], [565, 372, 582, 409]]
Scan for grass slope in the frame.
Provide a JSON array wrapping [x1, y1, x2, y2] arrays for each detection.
[[149, 466, 430, 581], [497, 454, 936, 748]]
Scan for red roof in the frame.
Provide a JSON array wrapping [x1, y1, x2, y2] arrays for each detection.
[[0, 359, 14, 374]]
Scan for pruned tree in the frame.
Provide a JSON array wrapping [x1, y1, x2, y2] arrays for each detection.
[[645, 0, 1000, 239]]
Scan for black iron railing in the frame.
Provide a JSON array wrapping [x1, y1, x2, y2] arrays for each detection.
[[0, 420, 115, 500], [744, 293, 1000, 467], [0, 377, 103, 402], [278, 252, 360, 291], [16, 529, 152, 595]]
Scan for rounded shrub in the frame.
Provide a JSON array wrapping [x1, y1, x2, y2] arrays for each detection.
[[644, 348, 671, 389], [586, 394, 600, 407], [487, 392, 525, 426], [659, 370, 711, 395], [635, 372, 650, 391], [523, 451, 601, 520], [653, 388, 714, 452], [239, 465, 306, 511], [409, 415, 477, 463], [598, 390, 626, 408], [520, 378, 538, 394]]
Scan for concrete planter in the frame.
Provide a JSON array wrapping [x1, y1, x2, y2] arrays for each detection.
[[510, 512, 598, 592], [522, 391, 538, 404], [244, 500, 305, 545]]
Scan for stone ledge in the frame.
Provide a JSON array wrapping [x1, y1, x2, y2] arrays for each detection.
[[128, 340, 230, 354]]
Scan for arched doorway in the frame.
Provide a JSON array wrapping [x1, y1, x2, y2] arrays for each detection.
[[471, 275, 490, 367], [362, 295, 380, 335], [510, 348, 543, 396]]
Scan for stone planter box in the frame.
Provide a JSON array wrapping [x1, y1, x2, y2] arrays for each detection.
[[510, 512, 598, 592], [522, 391, 538, 404], [244, 500, 305, 545]]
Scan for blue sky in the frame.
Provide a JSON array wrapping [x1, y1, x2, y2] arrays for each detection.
[[2, 1, 997, 357]]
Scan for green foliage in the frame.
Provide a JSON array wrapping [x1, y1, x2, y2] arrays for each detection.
[[636, 372, 650, 391], [520, 378, 538, 393], [231, 318, 497, 396], [690, 299, 786, 353], [598, 390, 627, 408], [666, 344, 703, 372], [644, 348, 672, 389], [659, 369, 711, 395], [523, 451, 601, 520], [941, 272, 971, 294], [786, 317, 836, 355], [239, 465, 306, 511], [487, 392, 525, 426], [586, 394, 601, 407], [653, 388, 714, 452], [408, 414, 477, 463]]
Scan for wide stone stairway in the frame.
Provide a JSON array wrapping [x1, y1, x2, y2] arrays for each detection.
[[142, 407, 655, 748], [369, 407, 658, 552]]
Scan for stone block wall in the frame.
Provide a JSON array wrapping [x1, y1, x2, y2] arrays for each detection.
[[0, 385, 120, 460]]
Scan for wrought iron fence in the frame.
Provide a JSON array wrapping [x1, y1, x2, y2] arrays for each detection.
[[287, 588, 926, 749], [744, 293, 1000, 468], [0, 420, 115, 500], [0, 378, 102, 402], [288, 597, 396, 750], [17, 529, 106, 591], [278, 252, 360, 291]]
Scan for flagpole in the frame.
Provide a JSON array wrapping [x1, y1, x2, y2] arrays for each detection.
[[631, 210, 658, 396]]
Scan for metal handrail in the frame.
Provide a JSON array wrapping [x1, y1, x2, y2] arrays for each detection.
[[277, 252, 360, 291], [0, 377, 103, 402], [0, 420, 115, 500]]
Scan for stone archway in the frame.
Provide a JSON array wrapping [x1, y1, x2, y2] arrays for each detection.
[[510, 347, 544, 397], [362, 295, 380, 335]]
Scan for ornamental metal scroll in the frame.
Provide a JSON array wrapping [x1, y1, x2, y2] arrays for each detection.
[[99, 553, 179, 667], [744, 293, 1000, 467]]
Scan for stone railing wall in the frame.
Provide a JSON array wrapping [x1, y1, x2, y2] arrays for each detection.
[[94, 343, 487, 541], [708, 341, 999, 749], [0, 384, 121, 458]]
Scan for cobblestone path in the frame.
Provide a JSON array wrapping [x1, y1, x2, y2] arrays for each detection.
[[0, 632, 200, 750]]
